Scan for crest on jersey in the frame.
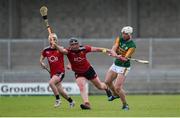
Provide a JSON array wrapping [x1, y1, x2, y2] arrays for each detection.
[[46, 51, 50, 54], [48, 56, 58, 62], [74, 57, 85, 62], [125, 47, 128, 50]]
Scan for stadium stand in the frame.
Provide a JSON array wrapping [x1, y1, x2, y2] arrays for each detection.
[[1, 0, 180, 38]]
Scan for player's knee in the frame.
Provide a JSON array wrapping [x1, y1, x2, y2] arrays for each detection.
[[48, 80, 54, 86], [48, 81, 52, 86]]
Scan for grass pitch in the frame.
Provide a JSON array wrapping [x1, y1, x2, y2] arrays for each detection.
[[0, 95, 180, 117]]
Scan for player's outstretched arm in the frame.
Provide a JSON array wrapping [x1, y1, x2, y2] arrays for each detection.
[[110, 45, 128, 62], [51, 41, 68, 55], [55, 44, 68, 55], [108, 37, 127, 62], [91, 46, 111, 54], [110, 45, 118, 57], [109, 37, 119, 57]]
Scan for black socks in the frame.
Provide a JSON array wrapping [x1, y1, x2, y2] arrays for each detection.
[[56, 95, 60, 100]]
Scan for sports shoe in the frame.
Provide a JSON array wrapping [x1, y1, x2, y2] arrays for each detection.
[[69, 101, 75, 108], [108, 95, 120, 101], [80, 102, 91, 110], [54, 99, 61, 107], [122, 104, 129, 110]]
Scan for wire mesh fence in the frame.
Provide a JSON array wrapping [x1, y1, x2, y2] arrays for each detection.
[[0, 38, 180, 94]]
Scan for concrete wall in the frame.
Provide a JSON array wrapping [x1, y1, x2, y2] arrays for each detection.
[[139, 0, 180, 38], [0, 0, 180, 38], [0, 0, 9, 38]]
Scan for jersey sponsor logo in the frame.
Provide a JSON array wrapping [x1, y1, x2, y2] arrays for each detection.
[[74, 57, 85, 62], [120, 44, 128, 51], [121, 44, 126, 49], [48, 56, 58, 62], [125, 47, 128, 50], [46, 51, 50, 54]]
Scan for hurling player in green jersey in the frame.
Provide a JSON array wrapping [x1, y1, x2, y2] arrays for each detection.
[[105, 26, 136, 110]]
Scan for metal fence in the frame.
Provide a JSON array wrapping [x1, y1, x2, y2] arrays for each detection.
[[0, 38, 180, 94]]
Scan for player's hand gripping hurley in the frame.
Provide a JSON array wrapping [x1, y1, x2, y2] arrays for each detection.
[[108, 51, 149, 64], [40, 6, 52, 34], [40, 6, 52, 74]]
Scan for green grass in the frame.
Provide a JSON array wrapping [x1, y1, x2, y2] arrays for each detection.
[[0, 95, 180, 117]]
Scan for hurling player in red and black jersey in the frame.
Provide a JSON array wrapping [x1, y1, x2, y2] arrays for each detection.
[[52, 38, 113, 110], [40, 33, 75, 108]]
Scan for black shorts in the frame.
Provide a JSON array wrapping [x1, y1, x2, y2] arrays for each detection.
[[53, 72, 65, 82], [75, 66, 97, 80]]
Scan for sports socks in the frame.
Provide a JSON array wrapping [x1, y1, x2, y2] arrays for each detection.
[[56, 95, 60, 100], [67, 97, 73, 103], [123, 102, 128, 106], [105, 88, 112, 97]]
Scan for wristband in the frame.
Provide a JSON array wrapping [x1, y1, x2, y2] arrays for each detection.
[[102, 48, 107, 53]]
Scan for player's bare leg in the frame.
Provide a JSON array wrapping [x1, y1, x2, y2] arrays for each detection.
[[56, 82, 75, 108], [49, 75, 61, 107], [76, 77, 90, 109], [56, 82, 69, 99], [105, 70, 119, 101], [90, 76, 107, 90], [105, 70, 118, 95], [90, 76, 112, 98], [114, 74, 129, 110]]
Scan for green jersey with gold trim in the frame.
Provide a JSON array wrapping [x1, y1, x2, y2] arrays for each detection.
[[114, 36, 136, 67]]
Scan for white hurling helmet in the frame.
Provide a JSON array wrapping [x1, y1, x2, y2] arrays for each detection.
[[121, 26, 133, 35]]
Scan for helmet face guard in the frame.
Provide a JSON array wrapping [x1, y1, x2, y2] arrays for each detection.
[[69, 38, 79, 45]]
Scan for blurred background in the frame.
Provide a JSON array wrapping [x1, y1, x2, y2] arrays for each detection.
[[0, 0, 180, 95]]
